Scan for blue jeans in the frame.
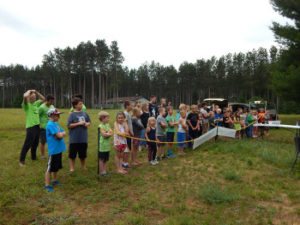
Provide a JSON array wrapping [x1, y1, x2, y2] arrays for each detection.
[[246, 125, 253, 138]]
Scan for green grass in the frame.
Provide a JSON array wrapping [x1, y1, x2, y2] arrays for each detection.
[[0, 109, 300, 224]]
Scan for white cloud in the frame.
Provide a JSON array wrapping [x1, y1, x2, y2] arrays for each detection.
[[0, 0, 291, 69]]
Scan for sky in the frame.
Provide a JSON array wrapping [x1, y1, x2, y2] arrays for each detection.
[[0, 0, 291, 69]]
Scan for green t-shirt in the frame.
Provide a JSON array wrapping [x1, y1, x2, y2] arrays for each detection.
[[166, 115, 176, 133], [39, 103, 54, 129], [70, 104, 87, 112], [98, 123, 111, 152], [22, 100, 42, 128], [247, 114, 254, 124]]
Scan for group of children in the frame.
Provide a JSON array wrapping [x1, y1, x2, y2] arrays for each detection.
[[20, 90, 272, 192]]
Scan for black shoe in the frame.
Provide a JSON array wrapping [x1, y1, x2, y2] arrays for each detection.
[[162, 155, 168, 159]]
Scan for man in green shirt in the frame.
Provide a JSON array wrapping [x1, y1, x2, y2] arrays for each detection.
[[39, 95, 55, 159], [19, 90, 45, 167]]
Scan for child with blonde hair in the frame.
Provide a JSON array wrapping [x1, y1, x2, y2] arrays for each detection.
[[98, 111, 112, 177], [114, 112, 129, 174], [145, 117, 158, 165], [177, 110, 188, 155]]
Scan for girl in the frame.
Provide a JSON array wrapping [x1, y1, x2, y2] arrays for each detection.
[[177, 110, 188, 155], [131, 107, 144, 166], [253, 110, 258, 138], [233, 111, 242, 139], [145, 117, 158, 165], [114, 112, 129, 174], [139, 102, 149, 151]]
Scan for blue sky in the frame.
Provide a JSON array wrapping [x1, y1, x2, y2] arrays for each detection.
[[0, 0, 291, 69]]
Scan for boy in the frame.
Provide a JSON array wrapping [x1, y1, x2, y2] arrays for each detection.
[[19, 89, 45, 167], [156, 107, 168, 160], [123, 100, 133, 169], [187, 105, 200, 143], [44, 108, 66, 192], [39, 95, 55, 159], [67, 97, 91, 172], [98, 111, 112, 177], [165, 106, 177, 158]]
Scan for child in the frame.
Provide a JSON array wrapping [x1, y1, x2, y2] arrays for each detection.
[[246, 110, 254, 138], [240, 108, 248, 138], [177, 110, 188, 155], [208, 111, 216, 130], [214, 108, 223, 127], [233, 111, 242, 139], [145, 117, 158, 165], [131, 107, 144, 165], [223, 110, 233, 128], [139, 102, 150, 151], [156, 107, 168, 160], [253, 110, 258, 138], [67, 97, 91, 172], [258, 108, 265, 137], [98, 111, 112, 177], [123, 100, 133, 169], [114, 112, 129, 174], [265, 110, 270, 136], [44, 108, 66, 192], [187, 105, 200, 142], [165, 106, 177, 158]]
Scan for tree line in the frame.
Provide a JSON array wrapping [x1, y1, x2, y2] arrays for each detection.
[[0, 41, 288, 110]]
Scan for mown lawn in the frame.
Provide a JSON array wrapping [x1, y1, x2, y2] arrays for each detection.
[[0, 108, 300, 225]]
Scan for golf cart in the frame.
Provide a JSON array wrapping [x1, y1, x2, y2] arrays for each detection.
[[203, 98, 228, 112]]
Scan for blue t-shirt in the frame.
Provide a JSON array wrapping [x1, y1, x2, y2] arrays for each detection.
[[214, 114, 223, 126], [46, 120, 66, 156]]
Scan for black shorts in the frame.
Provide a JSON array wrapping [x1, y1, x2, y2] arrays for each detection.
[[156, 135, 166, 147], [98, 151, 110, 162], [40, 128, 47, 144], [46, 153, 62, 172], [166, 132, 175, 142], [69, 143, 87, 159]]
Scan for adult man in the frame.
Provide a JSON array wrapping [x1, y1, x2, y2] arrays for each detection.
[[200, 102, 210, 134], [159, 98, 167, 118], [19, 90, 45, 166], [38, 95, 55, 159], [149, 95, 158, 118]]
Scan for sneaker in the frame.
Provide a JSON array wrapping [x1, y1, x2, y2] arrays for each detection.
[[51, 181, 63, 186], [156, 156, 161, 161], [122, 164, 131, 169], [101, 173, 110, 178], [150, 161, 156, 166], [167, 150, 176, 158], [43, 185, 54, 192], [154, 158, 159, 165]]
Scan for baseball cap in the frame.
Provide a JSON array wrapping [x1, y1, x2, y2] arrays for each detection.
[[47, 108, 63, 117]]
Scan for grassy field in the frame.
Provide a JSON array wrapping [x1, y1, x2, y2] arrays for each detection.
[[0, 108, 300, 225]]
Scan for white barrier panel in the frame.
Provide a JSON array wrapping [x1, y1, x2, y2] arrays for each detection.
[[268, 120, 281, 125], [193, 127, 217, 150], [217, 127, 237, 138], [254, 123, 300, 129]]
